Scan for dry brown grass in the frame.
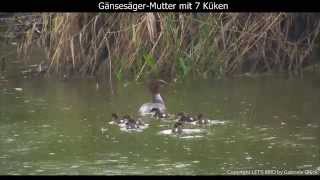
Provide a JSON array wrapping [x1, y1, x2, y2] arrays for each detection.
[[18, 13, 320, 80]]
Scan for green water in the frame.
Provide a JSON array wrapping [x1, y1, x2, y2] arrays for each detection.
[[1, 75, 319, 175], [0, 46, 320, 175]]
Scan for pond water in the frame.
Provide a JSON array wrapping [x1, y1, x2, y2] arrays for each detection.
[[0, 44, 320, 175]]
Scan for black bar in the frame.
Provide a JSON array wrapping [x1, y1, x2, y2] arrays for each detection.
[[0, 0, 320, 12]]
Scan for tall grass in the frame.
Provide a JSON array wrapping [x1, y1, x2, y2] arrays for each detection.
[[18, 13, 320, 80]]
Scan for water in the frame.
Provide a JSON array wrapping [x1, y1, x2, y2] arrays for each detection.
[[0, 45, 320, 175]]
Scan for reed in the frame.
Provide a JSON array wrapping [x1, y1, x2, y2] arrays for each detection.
[[17, 13, 320, 80]]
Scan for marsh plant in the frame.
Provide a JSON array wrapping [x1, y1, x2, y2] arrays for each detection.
[[17, 13, 320, 80]]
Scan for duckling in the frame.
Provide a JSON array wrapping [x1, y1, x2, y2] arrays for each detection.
[[177, 112, 196, 123], [125, 116, 146, 129], [111, 113, 129, 124], [172, 121, 183, 134], [135, 118, 145, 127], [196, 113, 209, 125], [125, 117, 138, 129], [151, 108, 169, 119], [111, 113, 148, 131], [111, 113, 119, 123]]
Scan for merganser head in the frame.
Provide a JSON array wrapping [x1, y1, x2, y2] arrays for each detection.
[[111, 113, 118, 120], [174, 121, 183, 127], [149, 80, 168, 93], [172, 121, 183, 134], [197, 113, 203, 120]]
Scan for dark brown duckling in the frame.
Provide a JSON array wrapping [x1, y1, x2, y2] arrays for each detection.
[[126, 117, 138, 129], [151, 108, 169, 119], [197, 113, 209, 125], [172, 121, 183, 134], [111, 113, 119, 122], [125, 116, 145, 129], [177, 112, 196, 123], [111, 113, 129, 124]]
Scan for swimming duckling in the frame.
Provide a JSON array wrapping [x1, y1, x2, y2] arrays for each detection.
[[172, 121, 183, 134], [197, 113, 209, 125], [111, 113, 129, 124], [111, 113, 119, 123], [177, 112, 196, 123], [125, 117, 138, 129], [151, 108, 169, 119], [125, 116, 145, 129]]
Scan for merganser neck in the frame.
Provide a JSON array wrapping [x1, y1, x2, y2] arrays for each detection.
[[152, 93, 164, 104]]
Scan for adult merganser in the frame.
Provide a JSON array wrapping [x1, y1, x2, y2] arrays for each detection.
[[138, 79, 168, 116]]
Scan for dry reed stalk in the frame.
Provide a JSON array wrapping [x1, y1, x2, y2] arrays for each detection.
[[16, 13, 320, 79]]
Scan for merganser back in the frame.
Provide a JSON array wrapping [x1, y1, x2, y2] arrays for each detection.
[[138, 79, 168, 116]]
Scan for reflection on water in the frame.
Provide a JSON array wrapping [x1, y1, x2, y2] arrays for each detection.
[[1, 47, 320, 174]]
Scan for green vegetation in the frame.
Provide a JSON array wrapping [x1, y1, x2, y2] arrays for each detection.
[[16, 13, 320, 80]]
